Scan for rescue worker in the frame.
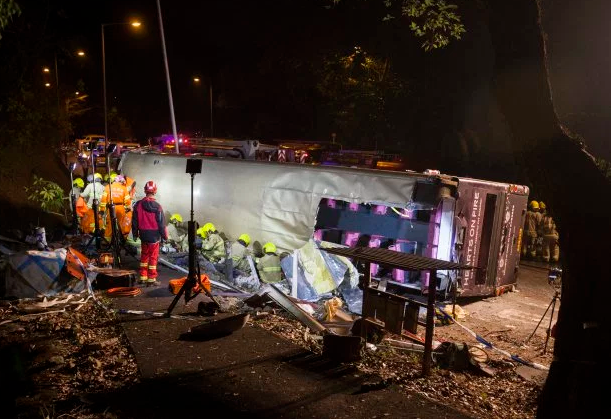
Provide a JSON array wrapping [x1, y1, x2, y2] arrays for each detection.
[[256, 242, 282, 283], [80, 173, 106, 234], [538, 212, 560, 263], [70, 177, 85, 233], [522, 200, 541, 260], [535, 201, 547, 259], [99, 174, 131, 241], [230, 234, 252, 274], [197, 223, 225, 262], [124, 174, 137, 200], [132, 181, 167, 285], [70, 177, 84, 207], [165, 213, 189, 252]]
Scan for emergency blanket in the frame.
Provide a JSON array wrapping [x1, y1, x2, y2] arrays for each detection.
[[5, 248, 84, 298], [281, 239, 358, 301]]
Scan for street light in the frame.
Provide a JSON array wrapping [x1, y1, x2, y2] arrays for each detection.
[[192, 75, 213, 137], [101, 20, 141, 156], [43, 50, 86, 122], [156, 0, 180, 154]]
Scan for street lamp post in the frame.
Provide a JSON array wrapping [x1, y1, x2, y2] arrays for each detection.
[[100, 20, 141, 267], [193, 76, 214, 137], [101, 21, 141, 157], [156, 0, 180, 154]]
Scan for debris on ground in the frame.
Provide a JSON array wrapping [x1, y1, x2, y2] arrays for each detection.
[[0, 292, 139, 418], [251, 310, 542, 419]]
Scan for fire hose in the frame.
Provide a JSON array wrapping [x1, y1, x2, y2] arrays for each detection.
[[436, 304, 549, 371], [106, 287, 142, 297]]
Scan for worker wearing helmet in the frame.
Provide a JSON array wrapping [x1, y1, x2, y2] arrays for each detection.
[[535, 201, 548, 259], [522, 200, 542, 260], [132, 181, 167, 285], [198, 222, 226, 263], [166, 213, 189, 252], [80, 173, 106, 234], [70, 178, 84, 207], [70, 178, 85, 231], [230, 233, 252, 274], [538, 208, 559, 263], [256, 242, 282, 283], [99, 174, 132, 242]]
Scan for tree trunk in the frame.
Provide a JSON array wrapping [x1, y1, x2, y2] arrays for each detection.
[[487, 0, 611, 417]]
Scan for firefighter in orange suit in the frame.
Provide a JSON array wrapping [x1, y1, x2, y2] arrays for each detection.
[[99, 175, 131, 241], [124, 175, 137, 200]]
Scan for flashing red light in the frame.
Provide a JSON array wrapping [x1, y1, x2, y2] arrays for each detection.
[[170, 139, 175, 144], [303, 152, 308, 157], [184, 139, 188, 144]]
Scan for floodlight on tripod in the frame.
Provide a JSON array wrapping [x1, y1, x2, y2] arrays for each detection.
[[166, 158, 219, 316], [68, 162, 79, 233]]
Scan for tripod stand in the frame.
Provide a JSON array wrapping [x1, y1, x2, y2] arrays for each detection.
[[68, 163, 80, 235], [167, 159, 220, 316], [524, 289, 560, 354], [102, 144, 134, 268]]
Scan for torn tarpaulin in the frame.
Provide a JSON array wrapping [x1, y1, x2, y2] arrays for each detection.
[[4, 248, 85, 298]]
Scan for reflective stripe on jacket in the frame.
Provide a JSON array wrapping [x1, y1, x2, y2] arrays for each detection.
[[132, 197, 167, 243], [257, 253, 282, 283], [201, 233, 225, 261], [230, 241, 251, 273]]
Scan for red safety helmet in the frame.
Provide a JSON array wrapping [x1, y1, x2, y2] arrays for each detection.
[[144, 180, 157, 194]]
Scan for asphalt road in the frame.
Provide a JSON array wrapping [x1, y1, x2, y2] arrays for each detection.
[[101, 255, 474, 419]]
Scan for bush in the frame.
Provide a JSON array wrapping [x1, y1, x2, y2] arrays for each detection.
[[24, 175, 66, 215]]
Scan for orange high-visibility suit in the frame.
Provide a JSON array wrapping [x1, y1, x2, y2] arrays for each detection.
[[100, 182, 132, 241], [124, 176, 137, 200]]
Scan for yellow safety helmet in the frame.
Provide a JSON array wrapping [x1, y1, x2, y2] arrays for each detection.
[[529, 200, 539, 210], [202, 222, 216, 234], [93, 173, 103, 181], [539, 201, 546, 210], [73, 178, 84, 188], [170, 213, 183, 223], [263, 242, 277, 254], [238, 234, 251, 246], [109, 172, 118, 182], [196, 226, 206, 238]]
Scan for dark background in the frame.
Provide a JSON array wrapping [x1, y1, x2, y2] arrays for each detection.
[[8, 0, 611, 178]]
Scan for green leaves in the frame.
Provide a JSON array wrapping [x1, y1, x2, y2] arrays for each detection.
[[0, 0, 21, 41], [24, 175, 66, 213], [329, 0, 465, 51], [402, 0, 466, 51]]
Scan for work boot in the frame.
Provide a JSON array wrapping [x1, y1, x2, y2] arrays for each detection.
[[146, 278, 160, 287]]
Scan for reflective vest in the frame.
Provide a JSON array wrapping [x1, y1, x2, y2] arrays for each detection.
[[230, 241, 251, 273], [257, 253, 282, 283], [99, 183, 131, 212], [201, 232, 225, 262]]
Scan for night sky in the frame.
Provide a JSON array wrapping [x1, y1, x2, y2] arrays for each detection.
[[22, 0, 611, 162]]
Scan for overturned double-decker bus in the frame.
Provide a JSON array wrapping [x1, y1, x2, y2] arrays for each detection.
[[120, 151, 528, 298]]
